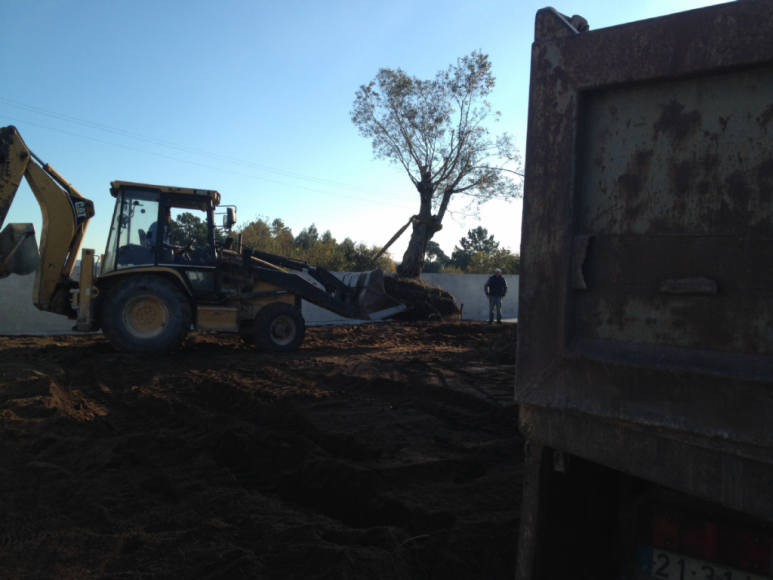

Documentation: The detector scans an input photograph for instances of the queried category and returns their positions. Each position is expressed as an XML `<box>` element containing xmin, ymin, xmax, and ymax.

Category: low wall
<box><xmin>0</xmin><ymin>272</ymin><xmax>79</xmax><ymax>335</ymax></box>
<box><xmin>0</xmin><ymin>270</ymin><xmax>519</xmax><ymax>335</ymax></box>
<box><xmin>253</xmin><ymin>271</ymin><xmax>518</xmax><ymax>325</ymax></box>
<box><xmin>422</xmin><ymin>273</ymin><xmax>518</xmax><ymax>321</ymax></box>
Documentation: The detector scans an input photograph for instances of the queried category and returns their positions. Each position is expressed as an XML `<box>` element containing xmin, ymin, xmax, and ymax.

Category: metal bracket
<box><xmin>572</xmin><ymin>235</ymin><xmax>592</xmax><ymax>290</ymax></box>
<box><xmin>553</xmin><ymin>449</ymin><xmax>570</xmax><ymax>473</ymax></box>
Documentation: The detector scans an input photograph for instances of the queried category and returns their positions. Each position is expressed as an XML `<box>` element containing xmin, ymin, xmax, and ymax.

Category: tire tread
<box><xmin>253</xmin><ymin>302</ymin><xmax>305</xmax><ymax>352</ymax></box>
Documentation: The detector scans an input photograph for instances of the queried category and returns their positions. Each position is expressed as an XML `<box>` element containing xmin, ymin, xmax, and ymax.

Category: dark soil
<box><xmin>480</xmin><ymin>324</ymin><xmax>517</xmax><ymax>363</ymax></box>
<box><xmin>383</xmin><ymin>277</ymin><xmax>460</xmax><ymax>322</ymax></box>
<box><xmin>0</xmin><ymin>321</ymin><xmax>520</xmax><ymax>580</ymax></box>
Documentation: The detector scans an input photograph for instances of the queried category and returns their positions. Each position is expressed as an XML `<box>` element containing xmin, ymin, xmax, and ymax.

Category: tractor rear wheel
<box><xmin>253</xmin><ymin>303</ymin><xmax>305</xmax><ymax>352</ymax></box>
<box><xmin>102</xmin><ymin>275</ymin><xmax>191</xmax><ymax>353</ymax></box>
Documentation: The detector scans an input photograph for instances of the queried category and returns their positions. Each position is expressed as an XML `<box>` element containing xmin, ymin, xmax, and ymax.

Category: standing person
<box><xmin>484</xmin><ymin>268</ymin><xmax>507</xmax><ymax>325</ymax></box>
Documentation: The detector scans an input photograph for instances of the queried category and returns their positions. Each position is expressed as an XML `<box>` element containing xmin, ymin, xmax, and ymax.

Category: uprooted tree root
<box><xmin>383</xmin><ymin>276</ymin><xmax>460</xmax><ymax>321</ymax></box>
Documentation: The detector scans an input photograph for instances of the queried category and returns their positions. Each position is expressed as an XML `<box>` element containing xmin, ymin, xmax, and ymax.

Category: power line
<box><xmin>0</xmin><ymin>115</ymin><xmax>418</xmax><ymax>211</ymax></box>
<box><xmin>0</xmin><ymin>97</ymin><xmax>414</xmax><ymax>202</ymax></box>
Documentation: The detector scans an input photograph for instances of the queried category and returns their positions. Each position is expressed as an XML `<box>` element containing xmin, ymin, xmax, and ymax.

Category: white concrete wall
<box><xmin>0</xmin><ymin>271</ymin><xmax>79</xmax><ymax>334</ymax></box>
<box><xmin>0</xmin><ymin>270</ymin><xmax>519</xmax><ymax>334</ymax></box>
<box><xmin>300</xmin><ymin>272</ymin><xmax>519</xmax><ymax>325</ymax></box>
<box><xmin>422</xmin><ymin>273</ymin><xmax>518</xmax><ymax>321</ymax></box>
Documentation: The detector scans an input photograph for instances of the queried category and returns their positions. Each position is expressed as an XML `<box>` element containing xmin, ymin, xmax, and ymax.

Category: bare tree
<box><xmin>351</xmin><ymin>50</ymin><xmax>522</xmax><ymax>278</ymax></box>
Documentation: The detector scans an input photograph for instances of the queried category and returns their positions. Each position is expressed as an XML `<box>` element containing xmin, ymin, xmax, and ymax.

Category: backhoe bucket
<box><xmin>0</xmin><ymin>223</ymin><xmax>40</xmax><ymax>278</ymax></box>
<box><xmin>341</xmin><ymin>270</ymin><xmax>405</xmax><ymax>320</ymax></box>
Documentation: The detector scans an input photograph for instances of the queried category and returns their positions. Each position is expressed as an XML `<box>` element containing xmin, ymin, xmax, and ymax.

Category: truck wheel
<box><xmin>253</xmin><ymin>303</ymin><xmax>305</xmax><ymax>352</ymax></box>
<box><xmin>102</xmin><ymin>275</ymin><xmax>191</xmax><ymax>353</ymax></box>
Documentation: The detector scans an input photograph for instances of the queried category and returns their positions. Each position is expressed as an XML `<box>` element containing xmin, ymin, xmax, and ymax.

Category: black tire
<box><xmin>252</xmin><ymin>303</ymin><xmax>305</xmax><ymax>352</ymax></box>
<box><xmin>102</xmin><ymin>275</ymin><xmax>192</xmax><ymax>353</ymax></box>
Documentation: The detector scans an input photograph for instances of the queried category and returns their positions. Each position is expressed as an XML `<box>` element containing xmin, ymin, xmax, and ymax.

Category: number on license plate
<box><xmin>637</xmin><ymin>546</ymin><xmax>769</xmax><ymax>580</ymax></box>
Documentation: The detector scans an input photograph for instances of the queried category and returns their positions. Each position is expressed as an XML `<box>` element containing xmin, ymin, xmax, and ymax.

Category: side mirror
<box><xmin>223</xmin><ymin>207</ymin><xmax>237</xmax><ymax>230</ymax></box>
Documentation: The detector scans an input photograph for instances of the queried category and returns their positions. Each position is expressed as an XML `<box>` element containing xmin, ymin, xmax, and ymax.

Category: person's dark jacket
<box><xmin>485</xmin><ymin>275</ymin><xmax>508</xmax><ymax>297</ymax></box>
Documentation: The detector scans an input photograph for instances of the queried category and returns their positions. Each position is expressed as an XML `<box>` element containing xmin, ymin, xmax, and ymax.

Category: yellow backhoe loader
<box><xmin>0</xmin><ymin>126</ymin><xmax>404</xmax><ymax>352</ymax></box>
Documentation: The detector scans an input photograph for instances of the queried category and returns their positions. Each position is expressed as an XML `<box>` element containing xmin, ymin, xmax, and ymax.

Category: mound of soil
<box><xmin>384</xmin><ymin>276</ymin><xmax>460</xmax><ymax>321</ymax></box>
<box><xmin>0</xmin><ymin>321</ymin><xmax>520</xmax><ymax>580</ymax></box>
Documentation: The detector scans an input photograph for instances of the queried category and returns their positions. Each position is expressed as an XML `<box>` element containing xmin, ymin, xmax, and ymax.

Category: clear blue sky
<box><xmin>1</xmin><ymin>0</ymin><xmax>726</xmax><ymax>264</ymax></box>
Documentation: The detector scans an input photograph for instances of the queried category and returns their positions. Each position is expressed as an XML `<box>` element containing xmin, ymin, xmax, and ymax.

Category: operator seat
<box><xmin>116</xmin><ymin>244</ymin><xmax>154</xmax><ymax>267</ymax></box>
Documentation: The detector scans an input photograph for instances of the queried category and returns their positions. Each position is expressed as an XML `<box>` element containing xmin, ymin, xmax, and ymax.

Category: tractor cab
<box><xmin>101</xmin><ymin>181</ymin><xmax>232</xmax><ymax>298</ymax></box>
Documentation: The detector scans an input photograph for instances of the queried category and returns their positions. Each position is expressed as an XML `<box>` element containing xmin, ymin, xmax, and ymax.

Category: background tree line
<box><xmin>235</xmin><ymin>216</ymin><xmax>396</xmax><ymax>272</ymax></box>
<box><xmin>168</xmin><ymin>213</ymin><xmax>517</xmax><ymax>275</ymax></box>
<box><xmin>423</xmin><ymin>226</ymin><xmax>520</xmax><ymax>275</ymax></box>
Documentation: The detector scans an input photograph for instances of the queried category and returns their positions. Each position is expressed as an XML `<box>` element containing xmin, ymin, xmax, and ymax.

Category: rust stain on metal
<box><xmin>654</xmin><ymin>100</ymin><xmax>703</xmax><ymax>141</ymax></box>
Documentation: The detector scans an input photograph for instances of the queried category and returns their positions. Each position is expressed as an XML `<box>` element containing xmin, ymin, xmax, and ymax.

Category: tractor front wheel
<box><xmin>253</xmin><ymin>303</ymin><xmax>305</xmax><ymax>352</ymax></box>
<box><xmin>102</xmin><ymin>275</ymin><xmax>191</xmax><ymax>353</ymax></box>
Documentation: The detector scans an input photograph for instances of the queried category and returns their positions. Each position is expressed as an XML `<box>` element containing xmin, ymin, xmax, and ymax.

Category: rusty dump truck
<box><xmin>515</xmin><ymin>2</ymin><xmax>773</xmax><ymax>579</ymax></box>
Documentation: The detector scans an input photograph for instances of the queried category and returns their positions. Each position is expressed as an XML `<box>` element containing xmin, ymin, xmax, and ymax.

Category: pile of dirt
<box><xmin>384</xmin><ymin>276</ymin><xmax>460</xmax><ymax>321</ymax></box>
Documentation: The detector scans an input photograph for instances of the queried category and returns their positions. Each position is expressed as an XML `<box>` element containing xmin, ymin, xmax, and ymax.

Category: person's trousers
<box><xmin>489</xmin><ymin>296</ymin><xmax>503</xmax><ymax>322</ymax></box>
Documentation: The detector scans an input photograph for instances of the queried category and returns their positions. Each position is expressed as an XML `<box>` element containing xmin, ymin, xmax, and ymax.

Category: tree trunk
<box><xmin>396</xmin><ymin>180</ymin><xmax>441</xmax><ymax>279</ymax></box>
<box><xmin>397</xmin><ymin>220</ymin><xmax>432</xmax><ymax>278</ymax></box>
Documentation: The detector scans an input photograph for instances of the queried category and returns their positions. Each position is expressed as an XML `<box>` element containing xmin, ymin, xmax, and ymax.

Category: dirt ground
<box><xmin>0</xmin><ymin>321</ymin><xmax>522</xmax><ymax>580</ymax></box>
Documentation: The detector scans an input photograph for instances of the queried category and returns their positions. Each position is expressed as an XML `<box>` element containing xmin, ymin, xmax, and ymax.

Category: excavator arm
<box><xmin>0</xmin><ymin>126</ymin><xmax>95</xmax><ymax>315</ymax></box>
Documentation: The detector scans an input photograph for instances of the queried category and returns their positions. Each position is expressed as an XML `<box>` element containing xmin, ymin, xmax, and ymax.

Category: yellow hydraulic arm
<box><xmin>0</xmin><ymin>126</ymin><xmax>95</xmax><ymax>315</ymax></box>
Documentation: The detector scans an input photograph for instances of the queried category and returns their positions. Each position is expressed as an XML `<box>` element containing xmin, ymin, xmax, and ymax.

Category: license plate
<box><xmin>637</xmin><ymin>545</ymin><xmax>770</xmax><ymax>580</ymax></box>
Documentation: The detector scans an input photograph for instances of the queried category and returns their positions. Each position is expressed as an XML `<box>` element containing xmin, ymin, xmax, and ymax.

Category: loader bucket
<box><xmin>341</xmin><ymin>269</ymin><xmax>406</xmax><ymax>320</ymax></box>
<box><xmin>0</xmin><ymin>223</ymin><xmax>40</xmax><ymax>278</ymax></box>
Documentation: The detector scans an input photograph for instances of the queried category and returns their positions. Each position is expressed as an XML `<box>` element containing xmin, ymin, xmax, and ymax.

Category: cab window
<box><xmin>111</xmin><ymin>191</ymin><xmax>160</xmax><ymax>270</ymax></box>
<box><xmin>160</xmin><ymin>204</ymin><xmax>216</xmax><ymax>267</ymax></box>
